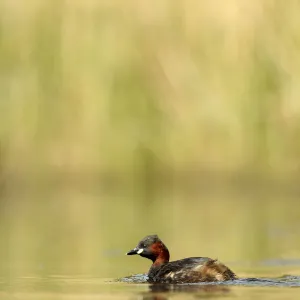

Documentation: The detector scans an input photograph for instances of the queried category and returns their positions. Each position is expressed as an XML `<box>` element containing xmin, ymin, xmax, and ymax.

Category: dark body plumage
<box><xmin>149</xmin><ymin>257</ymin><xmax>236</xmax><ymax>283</ymax></box>
<box><xmin>127</xmin><ymin>235</ymin><xmax>237</xmax><ymax>284</ymax></box>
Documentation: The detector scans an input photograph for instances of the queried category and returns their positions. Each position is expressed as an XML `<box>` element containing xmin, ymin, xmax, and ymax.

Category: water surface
<box><xmin>1</xmin><ymin>270</ymin><xmax>300</xmax><ymax>300</ymax></box>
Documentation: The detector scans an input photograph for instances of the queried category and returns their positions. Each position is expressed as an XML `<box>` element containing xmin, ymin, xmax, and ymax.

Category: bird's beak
<box><xmin>126</xmin><ymin>247</ymin><xmax>144</xmax><ymax>255</ymax></box>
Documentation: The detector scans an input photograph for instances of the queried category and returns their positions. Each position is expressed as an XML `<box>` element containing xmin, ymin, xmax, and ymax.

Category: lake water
<box><xmin>1</xmin><ymin>178</ymin><xmax>300</xmax><ymax>299</ymax></box>
<box><xmin>1</xmin><ymin>272</ymin><xmax>300</xmax><ymax>300</ymax></box>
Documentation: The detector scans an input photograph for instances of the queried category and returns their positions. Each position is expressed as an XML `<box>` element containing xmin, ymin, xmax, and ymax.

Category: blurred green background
<box><xmin>1</xmin><ymin>0</ymin><xmax>300</xmax><ymax>279</ymax></box>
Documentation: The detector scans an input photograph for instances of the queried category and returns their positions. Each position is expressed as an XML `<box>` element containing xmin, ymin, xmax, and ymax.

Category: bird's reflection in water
<box><xmin>140</xmin><ymin>283</ymin><xmax>231</xmax><ymax>300</ymax></box>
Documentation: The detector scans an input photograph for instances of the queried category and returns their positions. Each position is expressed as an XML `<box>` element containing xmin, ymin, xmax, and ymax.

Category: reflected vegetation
<box><xmin>1</xmin><ymin>183</ymin><xmax>300</xmax><ymax>279</ymax></box>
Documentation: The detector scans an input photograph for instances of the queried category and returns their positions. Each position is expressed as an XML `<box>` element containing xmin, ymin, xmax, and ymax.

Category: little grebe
<box><xmin>126</xmin><ymin>234</ymin><xmax>237</xmax><ymax>283</ymax></box>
